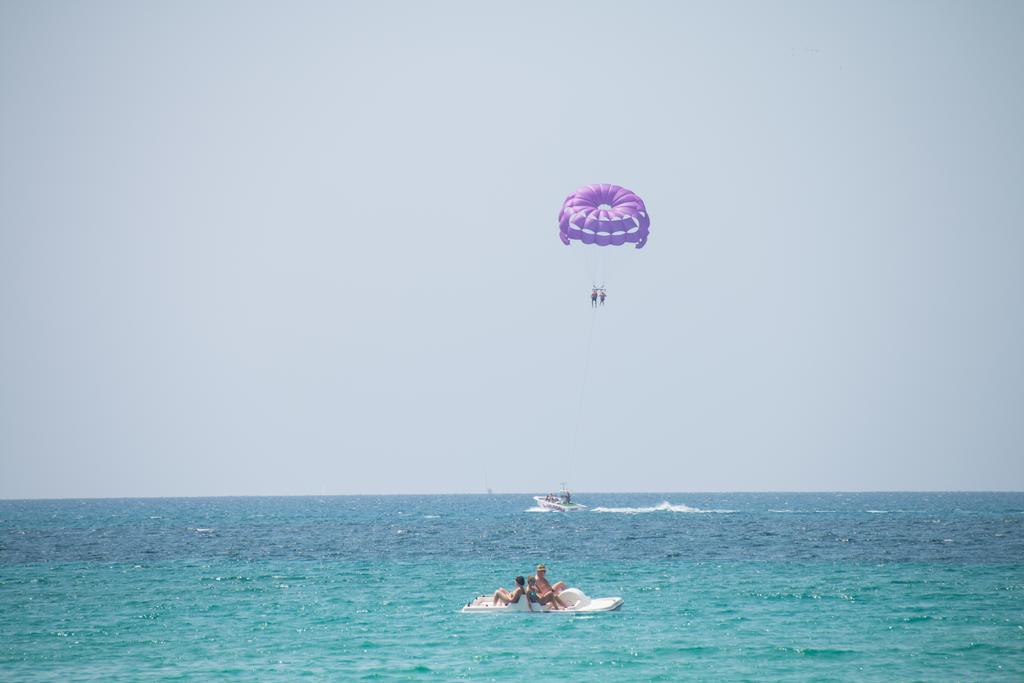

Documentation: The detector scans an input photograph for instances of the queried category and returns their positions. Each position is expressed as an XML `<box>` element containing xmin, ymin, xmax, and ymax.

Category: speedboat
<box><xmin>533</xmin><ymin>485</ymin><xmax>586</xmax><ymax>512</ymax></box>
<box><xmin>461</xmin><ymin>587</ymin><xmax>622</xmax><ymax>613</ymax></box>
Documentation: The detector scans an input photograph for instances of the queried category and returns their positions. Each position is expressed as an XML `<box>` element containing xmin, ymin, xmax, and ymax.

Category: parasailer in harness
<box><xmin>591</xmin><ymin>288</ymin><xmax>599</xmax><ymax>307</ymax></box>
<box><xmin>599</xmin><ymin>290</ymin><xmax>606</xmax><ymax>306</ymax></box>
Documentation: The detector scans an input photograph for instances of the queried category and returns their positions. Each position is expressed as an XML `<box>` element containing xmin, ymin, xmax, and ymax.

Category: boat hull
<box><xmin>533</xmin><ymin>496</ymin><xmax>587</xmax><ymax>512</ymax></box>
<box><xmin>461</xmin><ymin>588</ymin><xmax>622</xmax><ymax>614</ymax></box>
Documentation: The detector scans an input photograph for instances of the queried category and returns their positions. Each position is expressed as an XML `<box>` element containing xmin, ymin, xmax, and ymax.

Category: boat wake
<box><xmin>590</xmin><ymin>501</ymin><xmax>736</xmax><ymax>514</ymax></box>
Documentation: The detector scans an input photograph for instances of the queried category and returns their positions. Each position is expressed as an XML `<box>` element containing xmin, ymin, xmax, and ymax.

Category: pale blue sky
<box><xmin>2</xmin><ymin>1</ymin><xmax>1022</xmax><ymax>498</ymax></box>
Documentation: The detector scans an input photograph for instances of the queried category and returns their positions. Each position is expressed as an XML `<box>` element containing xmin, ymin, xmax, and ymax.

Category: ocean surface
<box><xmin>1</xmin><ymin>492</ymin><xmax>1022</xmax><ymax>680</ymax></box>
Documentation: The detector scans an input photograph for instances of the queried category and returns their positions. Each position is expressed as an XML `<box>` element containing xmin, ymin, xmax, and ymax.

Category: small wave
<box><xmin>423</xmin><ymin>515</ymin><xmax>441</xmax><ymax>519</ymax></box>
<box><xmin>193</xmin><ymin>528</ymin><xmax>215</xmax><ymax>533</ymax></box>
<box><xmin>768</xmin><ymin>509</ymin><xmax>795</xmax><ymax>513</ymax></box>
<box><xmin>866</xmin><ymin>510</ymin><xmax>888</xmax><ymax>514</ymax></box>
<box><xmin>525</xmin><ymin>506</ymin><xmax>553</xmax><ymax>513</ymax></box>
<box><xmin>591</xmin><ymin>502</ymin><xmax>735</xmax><ymax>514</ymax></box>
<box><xmin>790</xmin><ymin>646</ymin><xmax>858</xmax><ymax>658</ymax></box>
<box><xmin>902</xmin><ymin>614</ymin><xmax>941</xmax><ymax>623</ymax></box>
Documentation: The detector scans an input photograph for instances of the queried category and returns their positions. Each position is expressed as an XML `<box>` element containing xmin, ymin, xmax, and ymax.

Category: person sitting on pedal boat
<box><xmin>493</xmin><ymin>575</ymin><xmax>532</xmax><ymax>610</ymax></box>
<box><xmin>528</xmin><ymin>575</ymin><xmax>567</xmax><ymax>610</ymax></box>
<box><xmin>534</xmin><ymin>564</ymin><xmax>568</xmax><ymax>600</ymax></box>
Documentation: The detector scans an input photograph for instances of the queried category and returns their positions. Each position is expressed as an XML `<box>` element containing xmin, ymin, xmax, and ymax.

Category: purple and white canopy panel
<box><xmin>558</xmin><ymin>184</ymin><xmax>650</xmax><ymax>248</ymax></box>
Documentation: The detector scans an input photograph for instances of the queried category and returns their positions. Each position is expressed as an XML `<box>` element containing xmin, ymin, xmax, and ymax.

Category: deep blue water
<box><xmin>1</xmin><ymin>492</ymin><xmax>1022</xmax><ymax>680</ymax></box>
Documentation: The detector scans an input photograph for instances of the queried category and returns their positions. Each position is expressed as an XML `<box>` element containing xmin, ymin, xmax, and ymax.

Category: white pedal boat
<box><xmin>461</xmin><ymin>587</ymin><xmax>622</xmax><ymax>614</ymax></box>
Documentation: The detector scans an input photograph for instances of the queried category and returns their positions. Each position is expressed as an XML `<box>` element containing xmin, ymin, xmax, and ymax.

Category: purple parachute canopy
<box><xmin>558</xmin><ymin>184</ymin><xmax>650</xmax><ymax>248</ymax></box>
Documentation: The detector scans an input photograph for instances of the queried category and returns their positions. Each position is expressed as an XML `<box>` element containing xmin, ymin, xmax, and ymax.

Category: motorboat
<box><xmin>533</xmin><ymin>484</ymin><xmax>586</xmax><ymax>512</ymax></box>
<box><xmin>461</xmin><ymin>587</ymin><xmax>622</xmax><ymax>613</ymax></box>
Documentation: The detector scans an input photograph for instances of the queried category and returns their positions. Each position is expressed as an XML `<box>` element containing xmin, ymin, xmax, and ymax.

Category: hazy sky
<box><xmin>2</xmin><ymin>1</ymin><xmax>1022</xmax><ymax>498</ymax></box>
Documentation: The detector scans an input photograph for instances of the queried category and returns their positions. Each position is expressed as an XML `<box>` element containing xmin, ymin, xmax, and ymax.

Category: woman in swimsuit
<box><xmin>527</xmin><ymin>576</ymin><xmax>540</xmax><ymax>604</ymax></box>
<box><xmin>493</xmin><ymin>576</ymin><xmax>532</xmax><ymax>610</ymax></box>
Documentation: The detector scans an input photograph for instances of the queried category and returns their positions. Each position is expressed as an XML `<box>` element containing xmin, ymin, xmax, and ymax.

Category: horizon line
<box><xmin>2</xmin><ymin>489</ymin><xmax>1022</xmax><ymax>503</ymax></box>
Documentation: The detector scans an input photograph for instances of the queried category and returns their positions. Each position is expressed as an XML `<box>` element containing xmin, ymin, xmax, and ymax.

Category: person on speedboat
<box><xmin>493</xmin><ymin>576</ymin><xmax>533</xmax><ymax>610</ymax></box>
<box><xmin>534</xmin><ymin>564</ymin><xmax>568</xmax><ymax>600</ymax></box>
<box><xmin>528</xmin><ymin>575</ymin><xmax>567</xmax><ymax>610</ymax></box>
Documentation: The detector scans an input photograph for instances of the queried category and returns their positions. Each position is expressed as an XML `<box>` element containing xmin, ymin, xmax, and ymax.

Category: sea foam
<box><xmin>590</xmin><ymin>501</ymin><xmax>735</xmax><ymax>514</ymax></box>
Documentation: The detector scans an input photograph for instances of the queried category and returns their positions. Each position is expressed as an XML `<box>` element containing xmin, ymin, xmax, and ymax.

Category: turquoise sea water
<box><xmin>2</xmin><ymin>492</ymin><xmax>1022</xmax><ymax>680</ymax></box>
